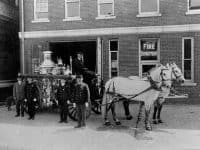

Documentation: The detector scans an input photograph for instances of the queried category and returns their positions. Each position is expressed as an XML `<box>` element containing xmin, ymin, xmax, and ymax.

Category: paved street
<box><xmin>0</xmin><ymin>102</ymin><xmax>200</xmax><ymax>150</ymax></box>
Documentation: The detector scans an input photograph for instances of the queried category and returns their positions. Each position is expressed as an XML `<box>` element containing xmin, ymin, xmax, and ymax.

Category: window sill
<box><xmin>95</xmin><ymin>16</ymin><xmax>116</xmax><ymax>20</ymax></box>
<box><xmin>136</xmin><ymin>13</ymin><xmax>162</xmax><ymax>18</ymax></box>
<box><xmin>63</xmin><ymin>17</ymin><xmax>82</xmax><ymax>21</ymax></box>
<box><xmin>31</xmin><ymin>19</ymin><xmax>50</xmax><ymax>23</ymax></box>
<box><xmin>185</xmin><ymin>10</ymin><xmax>200</xmax><ymax>15</ymax></box>
<box><xmin>181</xmin><ymin>82</ymin><xmax>197</xmax><ymax>86</ymax></box>
<box><xmin>167</xmin><ymin>94</ymin><xmax>188</xmax><ymax>99</ymax></box>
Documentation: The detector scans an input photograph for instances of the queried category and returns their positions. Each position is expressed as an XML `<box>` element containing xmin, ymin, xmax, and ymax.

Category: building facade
<box><xmin>0</xmin><ymin>0</ymin><xmax>19</xmax><ymax>101</ymax></box>
<box><xmin>19</xmin><ymin>0</ymin><xmax>200</xmax><ymax>97</ymax></box>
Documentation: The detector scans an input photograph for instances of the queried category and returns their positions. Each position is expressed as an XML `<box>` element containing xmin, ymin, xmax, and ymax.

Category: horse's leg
<box><xmin>157</xmin><ymin>104</ymin><xmax>163</xmax><ymax>123</ymax></box>
<box><xmin>153</xmin><ymin>99</ymin><xmax>158</xmax><ymax>124</ymax></box>
<box><xmin>135</xmin><ymin>102</ymin><xmax>144</xmax><ymax>129</ymax></box>
<box><xmin>145</xmin><ymin>107</ymin><xmax>152</xmax><ymax>131</ymax></box>
<box><xmin>111</xmin><ymin>100</ymin><xmax>121</xmax><ymax>125</ymax></box>
<box><xmin>123</xmin><ymin>99</ymin><xmax>133</xmax><ymax>120</ymax></box>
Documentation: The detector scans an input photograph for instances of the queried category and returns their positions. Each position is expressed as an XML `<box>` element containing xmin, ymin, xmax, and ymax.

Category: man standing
<box><xmin>13</xmin><ymin>75</ymin><xmax>25</xmax><ymax>117</ymax></box>
<box><xmin>72</xmin><ymin>52</ymin><xmax>85</xmax><ymax>75</ymax></box>
<box><xmin>73</xmin><ymin>75</ymin><xmax>90</xmax><ymax>128</ymax></box>
<box><xmin>24</xmin><ymin>77</ymin><xmax>39</xmax><ymax>120</ymax></box>
<box><xmin>56</xmin><ymin>79</ymin><xmax>70</xmax><ymax>123</ymax></box>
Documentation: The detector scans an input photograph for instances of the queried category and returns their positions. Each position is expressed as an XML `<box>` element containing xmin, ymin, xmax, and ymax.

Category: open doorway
<box><xmin>50</xmin><ymin>41</ymin><xmax>97</xmax><ymax>72</ymax></box>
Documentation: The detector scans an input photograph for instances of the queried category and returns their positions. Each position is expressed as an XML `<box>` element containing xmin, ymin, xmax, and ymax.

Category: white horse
<box><xmin>152</xmin><ymin>63</ymin><xmax>185</xmax><ymax>124</ymax></box>
<box><xmin>101</xmin><ymin>64</ymin><xmax>174</xmax><ymax>130</ymax></box>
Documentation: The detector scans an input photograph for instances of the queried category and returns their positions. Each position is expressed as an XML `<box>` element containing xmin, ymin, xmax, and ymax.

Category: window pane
<box><xmin>184</xmin><ymin>60</ymin><xmax>191</xmax><ymax>80</ymax></box>
<box><xmin>36</xmin><ymin>0</ymin><xmax>48</xmax><ymax>12</ymax></box>
<box><xmin>36</xmin><ymin>12</ymin><xmax>48</xmax><ymax>19</ymax></box>
<box><xmin>111</xmin><ymin>52</ymin><xmax>117</xmax><ymax>60</ymax></box>
<box><xmin>67</xmin><ymin>2</ymin><xmax>80</xmax><ymax>17</ymax></box>
<box><xmin>190</xmin><ymin>0</ymin><xmax>200</xmax><ymax>10</ymax></box>
<box><xmin>184</xmin><ymin>39</ymin><xmax>191</xmax><ymax>59</ymax></box>
<box><xmin>100</xmin><ymin>3</ymin><xmax>113</xmax><ymax>16</ymax></box>
<box><xmin>141</xmin><ymin>0</ymin><xmax>157</xmax><ymax>13</ymax></box>
<box><xmin>142</xmin><ymin>65</ymin><xmax>156</xmax><ymax>76</ymax></box>
<box><xmin>110</xmin><ymin>41</ymin><xmax>118</xmax><ymax>51</ymax></box>
<box><xmin>111</xmin><ymin>70</ymin><xmax>118</xmax><ymax>77</ymax></box>
<box><xmin>141</xmin><ymin>40</ymin><xmax>157</xmax><ymax>51</ymax></box>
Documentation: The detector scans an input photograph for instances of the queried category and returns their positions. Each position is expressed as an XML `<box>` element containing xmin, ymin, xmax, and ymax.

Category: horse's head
<box><xmin>169</xmin><ymin>62</ymin><xmax>185</xmax><ymax>84</ymax></box>
<box><xmin>149</xmin><ymin>64</ymin><xmax>172</xmax><ymax>89</ymax></box>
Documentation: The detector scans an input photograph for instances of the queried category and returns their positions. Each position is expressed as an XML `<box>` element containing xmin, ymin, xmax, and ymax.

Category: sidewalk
<box><xmin>0</xmin><ymin>104</ymin><xmax>200</xmax><ymax>150</ymax></box>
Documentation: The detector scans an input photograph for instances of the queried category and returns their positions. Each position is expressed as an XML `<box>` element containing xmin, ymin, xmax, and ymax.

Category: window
<box><xmin>139</xmin><ymin>39</ymin><xmax>160</xmax><ymax>77</ymax></box>
<box><xmin>186</xmin><ymin>0</ymin><xmax>200</xmax><ymax>14</ymax></box>
<box><xmin>137</xmin><ymin>0</ymin><xmax>161</xmax><ymax>17</ymax></box>
<box><xmin>64</xmin><ymin>0</ymin><xmax>81</xmax><ymax>21</ymax></box>
<box><xmin>109</xmin><ymin>40</ymin><xmax>119</xmax><ymax>78</ymax></box>
<box><xmin>96</xmin><ymin>0</ymin><xmax>115</xmax><ymax>19</ymax></box>
<box><xmin>33</xmin><ymin>0</ymin><xmax>49</xmax><ymax>22</ymax></box>
<box><xmin>182</xmin><ymin>37</ymin><xmax>194</xmax><ymax>82</ymax></box>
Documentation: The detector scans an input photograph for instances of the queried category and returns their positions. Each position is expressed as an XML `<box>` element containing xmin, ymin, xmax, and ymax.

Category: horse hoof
<box><xmin>126</xmin><ymin>115</ymin><xmax>133</xmax><ymax>120</ymax></box>
<box><xmin>104</xmin><ymin>121</ymin><xmax>111</xmax><ymax>126</ymax></box>
<box><xmin>158</xmin><ymin>119</ymin><xmax>163</xmax><ymax>123</ymax></box>
<box><xmin>115</xmin><ymin>121</ymin><xmax>121</xmax><ymax>125</ymax></box>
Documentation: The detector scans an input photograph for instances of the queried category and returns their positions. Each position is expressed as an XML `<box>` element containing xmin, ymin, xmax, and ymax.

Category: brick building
<box><xmin>19</xmin><ymin>0</ymin><xmax>200</xmax><ymax>97</ymax></box>
<box><xmin>0</xmin><ymin>0</ymin><xmax>19</xmax><ymax>101</ymax></box>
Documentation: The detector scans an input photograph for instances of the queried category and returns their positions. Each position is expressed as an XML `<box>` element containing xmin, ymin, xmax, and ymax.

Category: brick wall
<box><xmin>22</xmin><ymin>0</ymin><xmax>200</xmax><ymax>32</ymax></box>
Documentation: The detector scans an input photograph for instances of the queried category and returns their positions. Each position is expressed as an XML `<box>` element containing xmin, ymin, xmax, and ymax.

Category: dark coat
<box><xmin>56</xmin><ymin>84</ymin><xmax>71</xmax><ymax>105</ymax></box>
<box><xmin>24</xmin><ymin>82</ymin><xmax>39</xmax><ymax>100</ymax></box>
<box><xmin>73</xmin><ymin>82</ymin><xmax>90</xmax><ymax>105</ymax></box>
<box><xmin>72</xmin><ymin>58</ymin><xmax>85</xmax><ymax>75</ymax></box>
<box><xmin>13</xmin><ymin>82</ymin><xmax>25</xmax><ymax>101</ymax></box>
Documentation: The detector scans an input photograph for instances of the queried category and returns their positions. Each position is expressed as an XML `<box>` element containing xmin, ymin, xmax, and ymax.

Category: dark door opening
<box><xmin>50</xmin><ymin>41</ymin><xmax>97</xmax><ymax>72</ymax></box>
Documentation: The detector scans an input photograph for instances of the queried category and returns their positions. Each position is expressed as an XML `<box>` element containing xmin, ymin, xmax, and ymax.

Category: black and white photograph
<box><xmin>0</xmin><ymin>0</ymin><xmax>200</xmax><ymax>149</ymax></box>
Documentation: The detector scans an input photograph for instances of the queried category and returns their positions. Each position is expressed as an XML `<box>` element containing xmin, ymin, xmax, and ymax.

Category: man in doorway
<box><xmin>72</xmin><ymin>52</ymin><xmax>85</xmax><ymax>75</ymax></box>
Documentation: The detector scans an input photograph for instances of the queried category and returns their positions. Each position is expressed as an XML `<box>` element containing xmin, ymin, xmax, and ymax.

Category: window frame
<box><xmin>32</xmin><ymin>0</ymin><xmax>50</xmax><ymax>23</ymax></box>
<box><xmin>139</xmin><ymin>38</ymin><xmax>160</xmax><ymax>77</ymax></box>
<box><xmin>109</xmin><ymin>39</ymin><xmax>119</xmax><ymax>78</ymax></box>
<box><xmin>137</xmin><ymin>0</ymin><xmax>161</xmax><ymax>18</ymax></box>
<box><xmin>63</xmin><ymin>0</ymin><xmax>82</xmax><ymax>21</ymax></box>
<box><xmin>96</xmin><ymin>0</ymin><xmax>116</xmax><ymax>20</ymax></box>
<box><xmin>182</xmin><ymin>37</ymin><xmax>194</xmax><ymax>83</ymax></box>
<box><xmin>186</xmin><ymin>0</ymin><xmax>200</xmax><ymax>15</ymax></box>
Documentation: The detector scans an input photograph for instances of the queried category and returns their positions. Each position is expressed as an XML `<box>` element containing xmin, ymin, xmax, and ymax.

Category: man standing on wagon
<box><xmin>73</xmin><ymin>75</ymin><xmax>90</xmax><ymax>128</ymax></box>
<box><xmin>56</xmin><ymin>79</ymin><xmax>71</xmax><ymax>123</ymax></box>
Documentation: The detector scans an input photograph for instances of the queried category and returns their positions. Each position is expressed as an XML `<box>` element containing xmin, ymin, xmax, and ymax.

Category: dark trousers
<box><xmin>77</xmin><ymin>104</ymin><xmax>86</xmax><ymax>126</ymax></box>
<box><xmin>59</xmin><ymin>104</ymin><xmax>68</xmax><ymax>121</ymax></box>
<box><xmin>16</xmin><ymin>99</ymin><xmax>25</xmax><ymax>116</ymax></box>
<box><xmin>123</xmin><ymin>100</ymin><xmax>130</xmax><ymax>116</ymax></box>
<box><xmin>28</xmin><ymin>100</ymin><xmax>36</xmax><ymax>119</ymax></box>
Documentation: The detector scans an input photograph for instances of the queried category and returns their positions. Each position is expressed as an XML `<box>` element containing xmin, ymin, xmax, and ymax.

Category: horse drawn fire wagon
<box><xmin>21</xmin><ymin>51</ymin><xmax>104</xmax><ymax>121</ymax></box>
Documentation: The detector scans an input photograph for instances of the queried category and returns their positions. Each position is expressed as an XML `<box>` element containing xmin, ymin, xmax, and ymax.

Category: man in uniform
<box><xmin>13</xmin><ymin>75</ymin><xmax>25</xmax><ymax>117</ymax></box>
<box><xmin>56</xmin><ymin>79</ymin><xmax>71</xmax><ymax>123</ymax></box>
<box><xmin>73</xmin><ymin>75</ymin><xmax>90</xmax><ymax>128</ymax></box>
<box><xmin>24</xmin><ymin>77</ymin><xmax>39</xmax><ymax>120</ymax></box>
<box><xmin>72</xmin><ymin>52</ymin><xmax>85</xmax><ymax>75</ymax></box>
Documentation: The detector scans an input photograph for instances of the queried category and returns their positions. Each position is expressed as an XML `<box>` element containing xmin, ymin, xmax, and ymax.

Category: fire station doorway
<box><xmin>50</xmin><ymin>41</ymin><xmax>97</xmax><ymax>73</ymax></box>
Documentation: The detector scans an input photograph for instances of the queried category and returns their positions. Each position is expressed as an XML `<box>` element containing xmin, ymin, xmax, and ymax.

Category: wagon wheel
<box><xmin>91</xmin><ymin>98</ymin><xmax>102</xmax><ymax>114</ymax></box>
<box><xmin>68</xmin><ymin>103</ymin><xmax>91</xmax><ymax>121</ymax></box>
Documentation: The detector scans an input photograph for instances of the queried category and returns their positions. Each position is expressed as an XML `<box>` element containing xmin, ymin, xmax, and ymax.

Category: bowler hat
<box><xmin>76</xmin><ymin>74</ymin><xmax>83</xmax><ymax>79</ymax></box>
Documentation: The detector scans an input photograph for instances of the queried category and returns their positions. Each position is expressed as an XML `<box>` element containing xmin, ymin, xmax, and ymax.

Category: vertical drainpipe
<box><xmin>20</xmin><ymin>0</ymin><xmax>25</xmax><ymax>74</ymax></box>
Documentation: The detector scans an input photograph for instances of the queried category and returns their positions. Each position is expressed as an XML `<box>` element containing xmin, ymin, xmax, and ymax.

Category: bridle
<box><xmin>171</xmin><ymin>66</ymin><xmax>183</xmax><ymax>80</ymax></box>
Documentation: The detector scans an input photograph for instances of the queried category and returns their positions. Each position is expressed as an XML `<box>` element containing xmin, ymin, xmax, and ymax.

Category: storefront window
<box><xmin>189</xmin><ymin>0</ymin><xmax>200</xmax><ymax>10</ymax></box>
<box><xmin>109</xmin><ymin>40</ymin><xmax>118</xmax><ymax>78</ymax></box>
<box><xmin>182</xmin><ymin>38</ymin><xmax>194</xmax><ymax>81</ymax></box>
<box><xmin>139</xmin><ymin>38</ymin><xmax>160</xmax><ymax>77</ymax></box>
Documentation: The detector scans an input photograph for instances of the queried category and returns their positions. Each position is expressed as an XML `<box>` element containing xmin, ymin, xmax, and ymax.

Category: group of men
<box><xmin>13</xmin><ymin>74</ymin><xmax>90</xmax><ymax>128</ymax></box>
